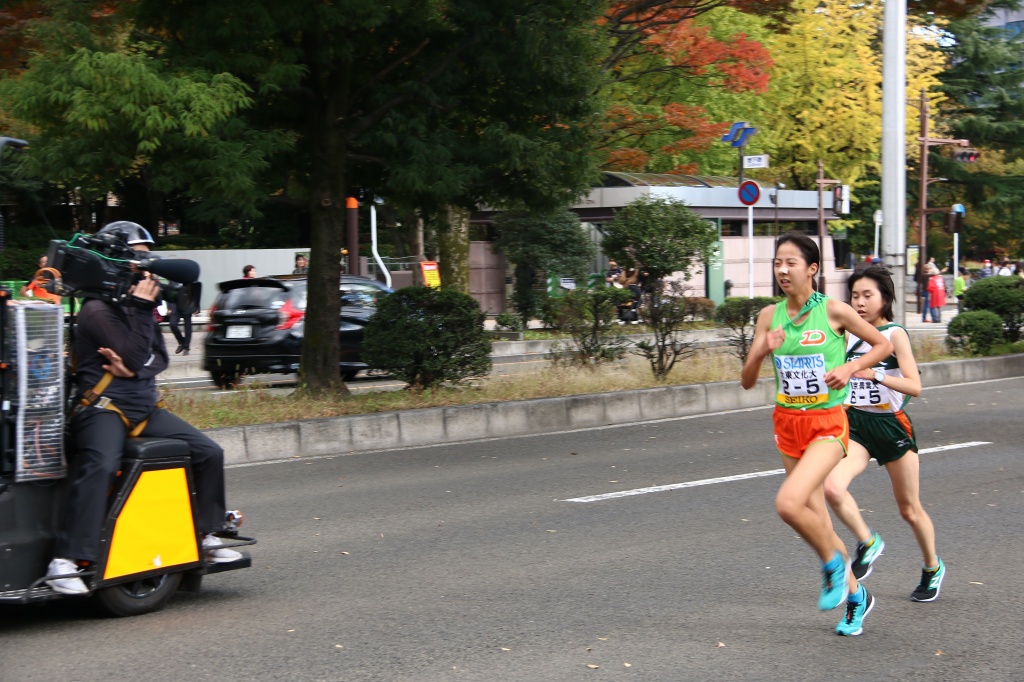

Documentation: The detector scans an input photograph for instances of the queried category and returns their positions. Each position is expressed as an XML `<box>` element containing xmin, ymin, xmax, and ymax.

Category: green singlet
<box><xmin>770</xmin><ymin>293</ymin><xmax>848</xmax><ymax>409</ymax></box>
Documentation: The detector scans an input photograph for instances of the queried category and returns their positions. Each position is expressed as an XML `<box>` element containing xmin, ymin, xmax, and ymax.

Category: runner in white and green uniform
<box><xmin>824</xmin><ymin>266</ymin><xmax>945</xmax><ymax>602</ymax></box>
<box><xmin>845</xmin><ymin>323</ymin><xmax>918</xmax><ymax>464</ymax></box>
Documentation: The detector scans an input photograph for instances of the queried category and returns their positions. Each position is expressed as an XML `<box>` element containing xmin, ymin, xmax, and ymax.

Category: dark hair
<box><xmin>847</xmin><ymin>265</ymin><xmax>895</xmax><ymax>322</ymax></box>
<box><xmin>243</xmin><ymin>264</ymin><xmax>256</xmax><ymax>276</ymax></box>
<box><xmin>775</xmin><ymin>232</ymin><xmax>820</xmax><ymax>289</ymax></box>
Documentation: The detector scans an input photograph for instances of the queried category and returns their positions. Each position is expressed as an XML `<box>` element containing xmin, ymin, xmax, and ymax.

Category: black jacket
<box><xmin>73</xmin><ymin>296</ymin><xmax>169</xmax><ymax>417</ymax></box>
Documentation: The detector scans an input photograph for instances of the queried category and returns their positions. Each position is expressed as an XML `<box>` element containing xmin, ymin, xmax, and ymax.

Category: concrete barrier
<box><xmin>207</xmin><ymin>354</ymin><xmax>1024</xmax><ymax>466</ymax></box>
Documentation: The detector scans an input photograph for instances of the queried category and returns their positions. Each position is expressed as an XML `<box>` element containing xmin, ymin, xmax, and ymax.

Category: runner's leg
<box><xmin>824</xmin><ymin>439</ymin><xmax>873</xmax><ymax>544</ymax></box>
<box><xmin>776</xmin><ymin>442</ymin><xmax>847</xmax><ymax>563</ymax></box>
<box><xmin>885</xmin><ymin>451</ymin><xmax>938</xmax><ymax>567</ymax></box>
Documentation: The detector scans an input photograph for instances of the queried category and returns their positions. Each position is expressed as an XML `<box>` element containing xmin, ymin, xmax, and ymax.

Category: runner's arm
<box><xmin>824</xmin><ymin>299</ymin><xmax>893</xmax><ymax>388</ymax></box>
<box><xmin>880</xmin><ymin>326</ymin><xmax>921</xmax><ymax>397</ymax></box>
<box><xmin>741</xmin><ymin>304</ymin><xmax>776</xmax><ymax>390</ymax></box>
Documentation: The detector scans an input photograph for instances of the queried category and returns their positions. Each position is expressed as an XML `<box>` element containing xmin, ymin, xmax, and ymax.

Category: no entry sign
<box><xmin>738</xmin><ymin>180</ymin><xmax>761</xmax><ymax>206</ymax></box>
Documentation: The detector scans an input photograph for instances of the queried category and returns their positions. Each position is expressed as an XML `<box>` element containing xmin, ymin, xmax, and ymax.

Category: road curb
<box><xmin>207</xmin><ymin>353</ymin><xmax>1024</xmax><ymax>466</ymax></box>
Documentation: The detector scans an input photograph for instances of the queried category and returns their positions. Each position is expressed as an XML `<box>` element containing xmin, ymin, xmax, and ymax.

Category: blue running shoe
<box><xmin>851</xmin><ymin>532</ymin><xmax>885</xmax><ymax>580</ymax></box>
<box><xmin>911</xmin><ymin>558</ymin><xmax>946</xmax><ymax>602</ymax></box>
<box><xmin>818</xmin><ymin>553</ymin><xmax>847</xmax><ymax>611</ymax></box>
<box><xmin>836</xmin><ymin>588</ymin><xmax>874</xmax><ymax>636</ymax></box>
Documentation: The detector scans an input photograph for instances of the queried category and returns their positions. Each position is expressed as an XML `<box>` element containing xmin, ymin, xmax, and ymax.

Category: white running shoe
<box><xmin>46</xmin><ymin>558</ymin><xmax>89</xmax><ymax>595</ymax></box>
<box><xmin>202</xmin><ymin>534</ymin><xmax>243</xmax><ymax>563</ymax></box>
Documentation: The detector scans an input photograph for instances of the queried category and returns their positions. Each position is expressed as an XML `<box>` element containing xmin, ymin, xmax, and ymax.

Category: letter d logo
<box><xmin>800</xmin><ymin>330</ymin><xmax>826</xmax><ymax>345</ymax></box>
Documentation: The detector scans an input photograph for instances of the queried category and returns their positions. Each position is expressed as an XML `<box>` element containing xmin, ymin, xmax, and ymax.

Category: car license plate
<box><xmin>225</xmin><ymin>325</ymin><xmax>252</xmax><ymax>339</ymax></box>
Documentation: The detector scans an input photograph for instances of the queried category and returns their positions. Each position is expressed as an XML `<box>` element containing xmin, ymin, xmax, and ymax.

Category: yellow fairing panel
<box><xmin>105</xmin><ymin>468</ymin><xmax>199</xmax><ymax>580</ymax></box>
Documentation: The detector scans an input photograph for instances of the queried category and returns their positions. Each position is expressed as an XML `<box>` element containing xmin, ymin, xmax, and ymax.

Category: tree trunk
<box><xmin>299</xmin><ymin>98</ymin><xmax>349</xmax><ymax>395</ymax></box>
<box><xmin>438</xmin><ymin>204</ymin><xmax>470</xmax><ymax>293</ymax></box>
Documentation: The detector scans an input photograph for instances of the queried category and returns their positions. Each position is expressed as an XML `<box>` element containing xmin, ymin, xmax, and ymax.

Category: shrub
<box><xmin>494</xmin><ymin>312</ymin><xmax>524</xmax><ymax>332</ymax></box>
<box><xmin>715</xmin><ymin>296</ymin><xmax>780</xmax><ymax>363</ymax></box>
<box><xmin>546</xmin><ymin>287</ymin><xmax>634</xmax><ymax>366</ymax></box>
<box><xmin>362</xmin><ymin>286</ymin><xmax>492</xmax><ymax>389</ymax></box>
<box><xmin>683</xmin><ymin>296</ymin><xmax>716</xmax><ymax>321</ymax></box>
<box><xmin>947</xmin><ymin>310</ymin><xmax>1005</xmax><ymax>355</ymax></box>
<box><xmin>633</xmin><ymin>280</ymin><xmax>697</xmax><ymax>381</ymax></box>
<box><xmin>962</xmin><ymin>275</ymin><xmax>1024</xmax><ymax>342</ymax></box>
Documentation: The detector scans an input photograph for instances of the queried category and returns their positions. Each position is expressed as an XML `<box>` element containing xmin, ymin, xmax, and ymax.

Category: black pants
<box><xmin>168</xmin><ymin>303</ymin><xmax>193</xmax><ymax>350</ymax></box>
<box><xmin>56</xmin><ymin>407</ymin><xmax>227</xmax><ymax>562</ymax></box>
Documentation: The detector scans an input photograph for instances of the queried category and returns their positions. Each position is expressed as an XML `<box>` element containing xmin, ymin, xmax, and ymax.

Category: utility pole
<box><xmin>815</xmin><ymin>160</ymin><xmax>840</xmax><ymax>294</ymax></box>
<box><xmin>915</xmin><ymin>89</ymin><xmax>970</xmax><ymax>317</ymax></box>
<box><xmin>881</xmin><ymin>0</ymin><xmax>907</xmax><ymax>325</ymax></box>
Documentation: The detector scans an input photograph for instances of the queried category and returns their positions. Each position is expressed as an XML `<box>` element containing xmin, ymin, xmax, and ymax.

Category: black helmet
<box><xmin>95</xmin><ymin>221</ymin><xmax>156</xmax><ymax>247</ymax></box>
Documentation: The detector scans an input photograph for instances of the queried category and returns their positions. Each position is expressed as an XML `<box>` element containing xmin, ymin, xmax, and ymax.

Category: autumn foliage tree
<box><xmin>595</xmin><ymin>2</ymin><xmax>773</xmax><ymax>174</ymax></box>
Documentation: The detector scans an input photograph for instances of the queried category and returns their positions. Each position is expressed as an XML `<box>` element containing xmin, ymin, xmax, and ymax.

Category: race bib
<box><xmin>847</xmin><ymin>377</ymin><xmax>890</xmax><ymax>410</ymax></box>
<box><xmin>774</xmin><ymin>354</ymin><xmax>829</xmax><ymax>406</ymax></box>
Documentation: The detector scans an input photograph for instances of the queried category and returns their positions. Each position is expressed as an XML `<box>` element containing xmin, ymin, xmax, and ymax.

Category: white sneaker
<box><xmin>46</xmin><ymin>558</ymin><xmax>89</xmax><ymax>595</ymax></box>
<box><xmin>202</xmin><ymin>534</ymin><xmax>243</xmax><ymax>563</ymax></box>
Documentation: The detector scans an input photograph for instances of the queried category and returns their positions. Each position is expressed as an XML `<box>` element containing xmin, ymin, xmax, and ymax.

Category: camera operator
<box><xmin>47</xmin><ymin>221</ymin><xmax>240</xmax><ymax>595</ymax></box>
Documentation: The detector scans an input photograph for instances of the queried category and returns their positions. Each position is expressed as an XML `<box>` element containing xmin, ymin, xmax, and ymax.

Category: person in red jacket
<box><xmin>926</xmin><ymin>264</ymin><xmax>946</xmax><ymax>323</ymax></box>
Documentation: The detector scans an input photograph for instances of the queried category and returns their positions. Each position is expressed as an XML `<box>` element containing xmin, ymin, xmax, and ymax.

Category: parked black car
<box><xmin>202</xmin><ymin>275</ymin><xmax>392</xmax><ymax>388</ymax></box>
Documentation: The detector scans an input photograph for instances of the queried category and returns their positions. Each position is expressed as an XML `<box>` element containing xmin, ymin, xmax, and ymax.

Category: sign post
<box><xmin>873</xmin><ymin>210</ymin><xmax>883</xmax><ymax>260</ymax></box>
<box><xmin>419</xmin><ymin>261</ymin><xmax>441</xmax><ymax>288</ymax></box>
<box><xmin>738</xmin><ymin>181</ymin><xmax>761</xmax><ymax>299</ymax></box>
<box><xmin>952</xmin><ymin>203</ymin><xmax>965</xmax><ymax>277</ymax></box>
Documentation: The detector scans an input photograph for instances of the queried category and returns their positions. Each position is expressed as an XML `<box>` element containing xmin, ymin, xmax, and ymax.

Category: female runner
<box><xmin>823</xmin><ymin>265</ymin><xmax>944</xmax><ymax>601</ymax></box>
<box><xmin>741</xmin><ymin>233</ymin><xmax>892</xmax><ymax>636</ymax></box>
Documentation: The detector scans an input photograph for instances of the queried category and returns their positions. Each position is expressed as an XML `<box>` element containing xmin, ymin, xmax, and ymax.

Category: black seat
<box><xmin>123</xmin><ymin>437</ymin><xmax>191</xmax><ymax>460</ymax></box>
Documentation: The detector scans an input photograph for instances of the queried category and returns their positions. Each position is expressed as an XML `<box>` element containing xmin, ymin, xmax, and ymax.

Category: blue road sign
<box><xmin>722</xmin><ymin>122</ymin><xmax>758</xmax><ymax>148</ymax></box>
<box><xmin>738</xmin><ymin>180</ymin><xmax>761</xmax><ymax>206</ymax></box>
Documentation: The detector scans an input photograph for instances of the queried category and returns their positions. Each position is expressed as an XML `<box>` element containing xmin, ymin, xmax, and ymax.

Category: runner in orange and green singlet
<box><xmin>741</xmin><ymin>233</ymin><xmax>893</xmax><ymax>636</ymax></box>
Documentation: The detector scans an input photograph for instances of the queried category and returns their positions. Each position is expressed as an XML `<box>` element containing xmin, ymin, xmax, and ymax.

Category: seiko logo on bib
<box><xmin>799</xmin><ymin>330</ymin><xmax>826</xmax><ymax>346</ymax></box>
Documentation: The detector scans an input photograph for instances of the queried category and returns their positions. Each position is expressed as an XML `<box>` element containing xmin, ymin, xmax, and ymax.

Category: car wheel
<box><xmin>210</xmin><ymin>369</ymin><xmax>242</xmax><ymax>389</ymax></box>
<box><xmin>95</xmin><ymin>572</ymin><xmax>183</xmax><ymax>617</ymax></box>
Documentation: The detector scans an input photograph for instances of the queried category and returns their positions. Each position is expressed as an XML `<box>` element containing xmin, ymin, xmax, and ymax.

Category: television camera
<box><xmin>44</xmin><ymin>231</ymin><xmax>200</xmax><ymax>308</ymax></box>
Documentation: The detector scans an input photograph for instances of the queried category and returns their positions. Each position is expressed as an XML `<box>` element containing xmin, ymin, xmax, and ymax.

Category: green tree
<box><xmin>600</xmin><ymin>195</ymin><xmax>718</xmax><ymax>279</ymax></box>
<box><xmin>932</xmin><ymin>1</ymin><xmax>1024</xmax><ymax>259</ymax></box>
<box><xmin>493</xmin><ymin>208</ymin><xmax>596</xmax><ymax>329</ymax></box>
<box><xmin>1</xmin><ymin>0</ymin><xmax>603</xmax><ymax>395</ymax></box>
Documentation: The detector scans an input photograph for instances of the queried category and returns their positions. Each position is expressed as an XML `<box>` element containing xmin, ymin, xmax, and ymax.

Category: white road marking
<box><xmin>562</xmin><ymin>441</ymin><xmax>993</xmax><ymax>503</ymax></box>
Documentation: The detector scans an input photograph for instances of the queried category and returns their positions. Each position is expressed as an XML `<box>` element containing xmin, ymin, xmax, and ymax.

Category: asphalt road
<box><xmin>2</xmin><ymin>378</ymin><xmax>1022</xmax><ymax>681</ymax></box>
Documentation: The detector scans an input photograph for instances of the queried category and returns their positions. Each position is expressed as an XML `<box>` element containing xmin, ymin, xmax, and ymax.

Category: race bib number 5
<box><xmin>774</xmin><ymin>354</ymin><xmax>829</xmax><ymax>406</ymax></box>
<box><xmin>848</xmin><ymin>377</ymin><xmax>890</xmax><ymax>410</ymax></box>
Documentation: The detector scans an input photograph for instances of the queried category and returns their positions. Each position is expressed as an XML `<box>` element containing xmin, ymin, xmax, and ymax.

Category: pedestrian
<box><xmin>824</xmin><ymin>265</ymin><xmax>945</xmax><ymax>602</ymax></box>
<box><xmin>997</xmin><ymin>259</ymin><xmax>1013</xmax><ymax>277</ymax></box>
<box><xmin>740</xmin><ymin>232</ymin><xmax>892</xmax><ymax>636</ymax></box>
<box><xmin>19</xmin><ymin>254</ymin><xmax>62</xmax><ymax>304</ymax></box>
<box><xmin>978</xmin><ymin>259</ymin><xmax>994</xmax><ymax>279</ymax></box>
<box><xmin>917</xmin><ymin>261</ymin><xmax>931</xmax><ymax>323</ymax></box>
<box><xmin>953</xmin><ymin>267</ymin><xmax>970</xmax><ymax>314</ymax></box>
<box><xmin>168</xmin><ymin>285</ymin><xmax>198</xmax><ymax>356</ymax></box>
<box><xmin>242</xmin><ymin>264</ymin><xmax>257</xmax><ymax>279</ymax></box>
<box><xmin>293</xmin><ymin>254</ymin><xmax>309</xmax><ymax>275</ymax></box>
<box><xmin>605</xmin><ymin>259</ymin><xmax>622</xmax><ymax>287</ymax></box>
<box><xmin>926</xmin><ymin>264</ymin><xmax>946</xmax><ymax>323</ymax></box>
